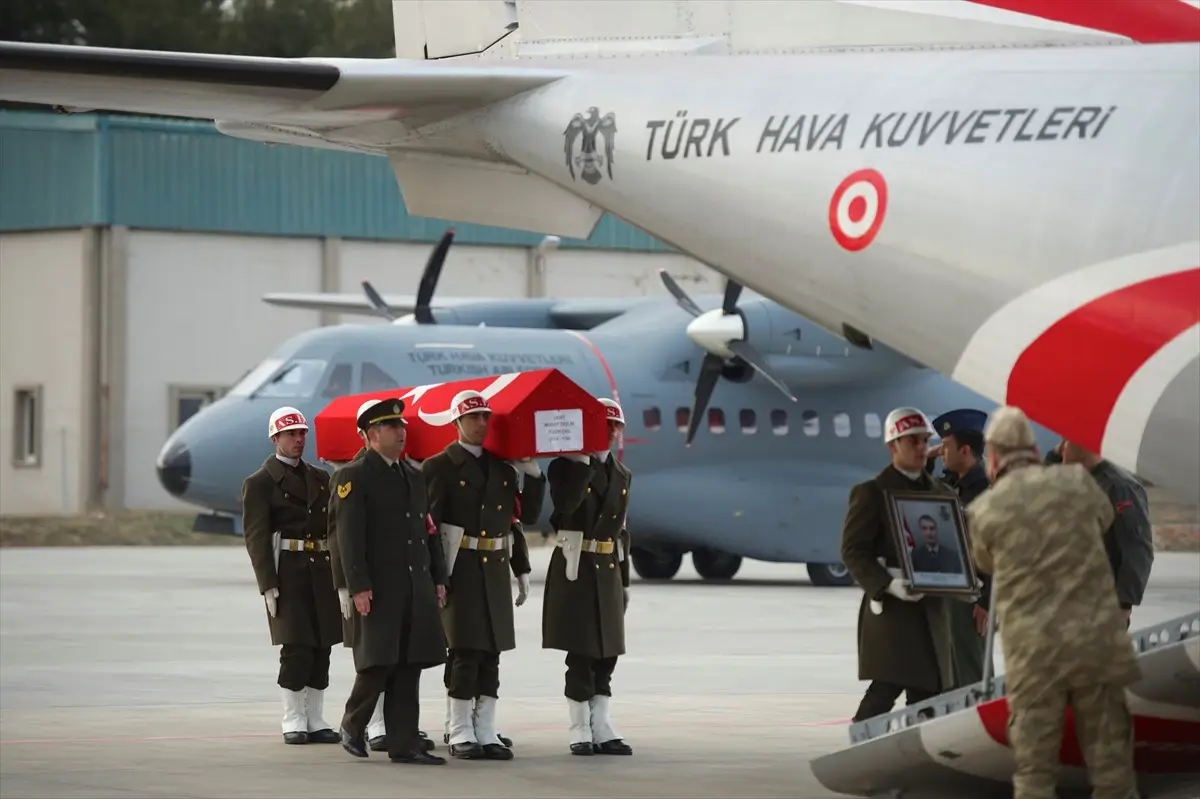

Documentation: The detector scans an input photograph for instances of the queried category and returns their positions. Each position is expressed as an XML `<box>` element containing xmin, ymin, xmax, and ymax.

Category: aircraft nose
<box><xmin>156</xmin><ymin>440</ymin><xmax>192</xmax><ymax>499</ymax></box>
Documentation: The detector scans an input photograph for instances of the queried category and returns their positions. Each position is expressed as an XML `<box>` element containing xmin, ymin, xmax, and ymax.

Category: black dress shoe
<box><xmin>283</xmin><ymin>731</ymin><xmax>308</xmax><ymax>745</ymax></box>
<box><xmin>482</xmin><ymin>743</ymin><xmax>513</xmax><ymax>760</ymax></box>
<box><xmin>418</xmin><ymin>730</ymin><xmax>435</xmax><ymax>752</ymax></box>
<box><xmin>569</xmin><ymin>742</ymin><xmax>594</xmax><ymax>756</ymax></box>
<box><xmin>308</xmin><ymin>728</ymin><xmax>340</xmax><ymax>744</ymax></box>
<box><xmin>498</xmin><ymin>733</ymin><xmax>513</xmax><ymax>747</ymax></box>
<box><xmin>449</xmin><ymin>741</ymin><xmax>486</xmax><ymax>759</ymax></box>
<box><xmin>340</xmin><ymin>727</ymin><xmax>368</xmax><ymax>758</ymax></box>
<box><xmin>369</xmin><ymin>735</ymin><xmax>387</xmax><ymax>752</ymax></box>
<box><xmin>390</xmin><ymin>748</ymin><xmax>447</xmax><ymax>765</ymax></box>
<box><xmin>595</xmin><ymin>739</ymin><xmax>633</xmax><ymax>755</ymax></box>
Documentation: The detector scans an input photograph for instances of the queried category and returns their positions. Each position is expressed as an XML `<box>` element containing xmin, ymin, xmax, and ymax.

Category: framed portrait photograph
<box><xmin>884</xmin><ymin>490</ymin><xmax>979</xmax><ymax>598</ymax></box>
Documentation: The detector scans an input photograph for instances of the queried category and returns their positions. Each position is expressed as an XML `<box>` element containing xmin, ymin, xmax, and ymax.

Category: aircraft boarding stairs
<box><xmin>810</xmin><ymin>610</ymin><xmax>1200</xmax><ymax>799</ymax></box>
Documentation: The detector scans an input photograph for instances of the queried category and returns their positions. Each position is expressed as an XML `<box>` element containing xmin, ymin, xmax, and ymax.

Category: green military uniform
<box><xmin>423</xmin><ymin>440</ymin><xmax>546</xmax><ymax>759</ymax></box>
<box><xmin>543</xmin><ymin>449</ymin><xmax>634</xmax><ymax>756</ymax></box>
<box><xmin>242</xmin><ymin>430</ymin><xmax>343</xmax><ymax>745</ymax></box>
<box><xmin>969</xmin><ymin>407</ymin><xmax>1141</xmax><ymax>799</ymax></box>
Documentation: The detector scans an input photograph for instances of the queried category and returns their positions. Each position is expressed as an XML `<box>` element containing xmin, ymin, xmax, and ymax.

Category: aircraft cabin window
<box><xmin>740</xmin><ymin>409</ymin><xmax>757</xmax><ymax>434</ymax></box>
<box><xmin>360</xmin><ymin>362</ymin><xmax>401</xmax><ymax>394</ymax></box>
<box><xmin>708</xmin><ymin>408</ymin><xmax>725</xmax><ymax>434</ymax></box>
<box><xmin>770</xmin><ymin>409</ymin><xmax>788</xmax><ymax>436</ymax></box>
<box><xmin>834</xmin><ymin>412</ymin><xmax>851</xmax><ymax>438</ymax></box>
<box><xmin>253</xmin><ymin>359</ymin><xmax>329</xmax><ymax>400</ymax></box>
<box><xmin>321</xmin><ymin>364</ymin><xmax>354</xmax><ymax>398</ymax></box>
<box><xmin>864</xmin><ymin>413</ymin><xmax>882</xmax><ymax>438</ymax></box>
<box><xmin>802</xmin><ymin>410</ymin><xmax>820</xmax><ymax>437</ymax></box>
<box><xmin>675</xmin><ymin>407</ymin><xmax>690</xmax><ymax>433</ymax></box>
<box><xmin>643</xmin><ymin>407</ymin><xmax>661</xmax><ymax>431</ymax></box>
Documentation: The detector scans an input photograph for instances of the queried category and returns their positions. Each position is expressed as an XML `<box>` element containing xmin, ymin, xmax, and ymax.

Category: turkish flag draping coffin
<box><xmin>314</xmin><ymin>368</ymin><xmax>610</xmax><ymax>463</ymax></box>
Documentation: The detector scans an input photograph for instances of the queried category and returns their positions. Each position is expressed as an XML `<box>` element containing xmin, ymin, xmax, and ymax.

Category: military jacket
<box><xmin>1089</xmin><ymin>461</ymin><xmax>1154</xmax><ymax>608</ymax></box>
<box><xmin>840</xmin><ymin>465</ymin><xmax>955</xmax><ymax>695</ymax></box>
<box><xmin>968</xmin><ymin>462</ymin><xmax>1142</xmax><ymax>697</ymax></box>
<box><xmin>542</xmin><ymin>452</ymin><xmax>632</xmax><ymax>660</ymax></box>
<box><xmin>422</xmin><ymin>442</ymin><xmax>546</xmax><ymax>653</ymax></box>
<box><xmin>241</xmin><ymin>456</ymin><xmax>343</xmax><ymax>648</ymax></box>
<box><xmin>332</xmin><ymin>449</ymin><xmax>447</xmax><ymax>671</ymax></box>
<box><xmin>956</xmin><ymin>461</ymin><xmax>992</xmax><ymax>609</ymax></box>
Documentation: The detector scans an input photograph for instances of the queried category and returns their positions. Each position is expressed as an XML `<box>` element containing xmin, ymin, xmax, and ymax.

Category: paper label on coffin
<box><xmin>313</xmin><ymin>368</ymin><xmax>609</xmax><ymax>463</ymax></box>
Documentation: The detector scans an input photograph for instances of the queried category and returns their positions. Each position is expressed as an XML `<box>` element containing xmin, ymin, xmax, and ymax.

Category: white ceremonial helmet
<box><xmin>599</xmin><ymin>398</ymin><xmax>625</xmax><ymax>425</ymax></box>
<box><xmin>884</xmin><ymin>407</ymin><xmax>933</xmax><ymax>443</ymax></box>
<box><xmin>268</xmin><ymin>406</ymin><xmax>308</xmax><ymax>438</ymax></box>
<box><xmin>449</xmin><ymin>390</ymin><xmax>491</xmax><ymax>423</ymax></box>
<box><xmin>356</xmin><ymin>399</ymin><xmax>382</xmax><ymax>420</ymax></box>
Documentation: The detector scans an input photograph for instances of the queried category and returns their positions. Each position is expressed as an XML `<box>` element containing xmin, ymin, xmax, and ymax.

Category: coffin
<box><xmin>314</xmin><ymin>368</ymin><xmax>610</xmax><ymax>462</ymax></box>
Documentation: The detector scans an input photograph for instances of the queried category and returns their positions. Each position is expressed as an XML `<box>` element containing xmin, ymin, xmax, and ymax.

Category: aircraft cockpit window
<box><xmin>675</xmin><ymin>407</ymin><xmax>690</xmax><ymax>433</ymax></box>
<box><xmin>770</xmin><ymin>409</ymin><xmax>788</xmax><ymax>436</ymax></box>
<box><xmin>708</xmin><ymin>408</ymin><xmax>725</xmax><ymax>434</ymax></box>
<box><xmin>834</xmin><ymin>412</ymin><xmax>851</xmax><ymax>438</ymax></box>
<box><xmin>864</xmin><ymin>413</ymin><xmax>882</xmax><ymax>438</ymax></box>
<box><xmin>227</xmin><ymin>358</ymin><xmax>283</xmax><ymax>398</ymax></box>
<box><xmin>802</xmin><ymin>410</ymin><xmax>820</xmax><ymax>437</ymax></box>
<box><xmin>253</xmin><ymin>359</ymin><xmax>329</xmax><ymax>399</ymax></box>
<box><xmin>642</xmin><ymin>407</ymin><xmax>661</xmax><ymax>431</ymax></box>
<box><xmin>740</xmin><ymin>409</ymin><xmax>757</xmax><ymax>434</ymax></box>
<box><xmin>361</xmin><ymin>362</ymin><xmax>402</xmax><ymax>393</ymax></box>
<box><xmin>321</xmin><ymin>364</ymin><xmax>354</xmax><ymax>398</ymax></box>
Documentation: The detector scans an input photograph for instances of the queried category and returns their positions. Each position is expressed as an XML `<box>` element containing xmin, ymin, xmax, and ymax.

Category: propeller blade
<box><xmin>685</xmin><ymin>353</ymin><xmax>724</xmax><ymax>447</ymax></box>
<box><xmin>360</xmin><ymin>280</ymin><xmax>396</xmax><ymax>321</ymax></box>
<box><xmin>726</xmin><ymin>339</ymin><xmax>798</xmax><ymax>402</ymax></box>
<box><xmin>657</xmin><ymin>269</ymin><xmax>703</xmax><ymax>318</ymax></box>
<box><xmin>721</xmin><ymin>279</ymin><xmax>743</xmax><ymax>315</ymax></box>
<box><xmin>414</xmin><ymin>228</ymin><xmax>455</xmax><ymax>324</ymax></box>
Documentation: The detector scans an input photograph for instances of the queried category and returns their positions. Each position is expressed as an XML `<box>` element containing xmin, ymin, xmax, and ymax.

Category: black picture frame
<box><xmin>884</xmin><ymin>489</ymin><xmax>979</xmax><ymax>598</ymax></box>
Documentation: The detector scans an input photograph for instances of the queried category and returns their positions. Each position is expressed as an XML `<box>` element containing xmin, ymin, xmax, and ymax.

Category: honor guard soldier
<box><xmin>841</xmin><ymin>407</ymin><xmax>957</xmax><ymax>722</ymax></box>
<box><xmin>332</xmin><ymin>398</ymin><xmax>449</xmax><ymax>766</ymax></box>
<box><xmin>929</xmin><ymin>408</ymin><xmax>993</xmax><ymax>690</ymax></box>
<box><xmin>422</xmin><ymin>389</ymin><xmax>547</xmax><ymax>761</ymax></box>
<box><xmin>241</xmin><ymin>406</ymin><xmax>343</xmax><ymax>745</ymax></box>
<box><xmin>968</xmin><ymin>407</ymin><xmax>1141</xmax><ymax>799</ymax></box>
<box><xmin>542</xmin><ymin>398</ymin><xmax>634</xmax><ymax>757</ymax></box>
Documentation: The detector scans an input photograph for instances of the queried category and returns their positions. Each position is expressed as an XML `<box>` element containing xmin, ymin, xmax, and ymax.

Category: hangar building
<box><xmin>0</xmin><ymin>110</ymin><xmax>720</xmax><ymax>515</ymax></box>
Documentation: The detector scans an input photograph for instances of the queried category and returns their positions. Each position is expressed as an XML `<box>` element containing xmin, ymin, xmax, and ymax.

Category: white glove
<box><xmin>264</xmin><ymin>587</ymin><xmax>279</xmax><ymax>617</ymax></box>
<box><xmin>515</xmin><ymin>573</ymin><xmax>530</xmax><ymax>607</ymax></box>
<box><xmin>338</xmin><ymin>588</ymin><xmax>352</xmax><ymax>619</ymax></box>
<box><xmin>884</xmin><ymin>577</ymin><xmax>924</xmax><ymax>603</ymax></box>
<box><xmin>510</xmin><ymin>458</ymin><xmax>542</xmax><ymax>478</ymax></box>
<box><xmin>563</xmin><ymin>453</ymin><xmax>590</xmax><ymax>464</ymax></box>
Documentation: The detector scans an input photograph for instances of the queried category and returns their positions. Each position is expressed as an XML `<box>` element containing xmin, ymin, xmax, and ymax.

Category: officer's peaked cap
<box><xmin>931</xmin><ymin>408</ymin><xmax>988</xmax><ymax>438</ymax></box>
<box><xmin>984</xmin><ymin>405</ymin><xmax>1037</xmax><ymax>451</ymax></box>
<box><xmin>357</xmin><ymin>397</ymin><xmax>406</xmax><ymax>430</ymax></box>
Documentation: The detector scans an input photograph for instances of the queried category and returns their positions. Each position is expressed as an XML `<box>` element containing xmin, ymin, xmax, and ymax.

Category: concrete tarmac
<box><xmin>1</xmin><ymin>546</ymin><xmax>1197</xmax><ymax>799</ymax></box>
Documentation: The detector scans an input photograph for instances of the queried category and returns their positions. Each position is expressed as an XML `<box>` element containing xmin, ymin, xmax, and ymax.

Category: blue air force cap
<box><xmin>931</xmin><ymin>408</ymin><xmax>988</xmax><ymax>439</ymax></box>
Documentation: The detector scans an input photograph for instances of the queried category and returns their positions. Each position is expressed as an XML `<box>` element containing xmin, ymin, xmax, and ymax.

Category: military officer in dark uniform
<box><xmin>332</xmin><ymin>398</ymin><xmax>449</xmax><ymax>765</ymax></box>
<box><xmin>841</xmin><ymin>407</ymin><xmax>957</xmax><ymax>722</ymax></box>
<box><xmin>930</xmin><ymin>408</ymin><xmax>994</xmax><ymax>690</ymax></box>
<box><xmin>241</xmin><ymin>406</ymin><xmax>343</xmax><ymax>745</ymax></box>
<box><xmin>422</xmin><ymin>389</ymin><xmax>547</xmax><ymax>761</ymax></box>
<box><xmin>543</xmin><ymin>398</ymin><xmax>634</xmax><ymax>757</ymax></box>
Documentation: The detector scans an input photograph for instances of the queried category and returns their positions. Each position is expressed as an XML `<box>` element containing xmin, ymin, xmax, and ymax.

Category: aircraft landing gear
<box><xmin>691</xmin><ymin>548</ymin><xmax>742</xmax><ymax>581</ymax></box>
<box><xmin>807</xmin><ymin>561</ymin><xmax>853</xmax><ymax>587</ymax></box>
<box><xmin>630</xmin><ymin>547</ymin><xmax>683</xmax><ymax>580</ymax></box>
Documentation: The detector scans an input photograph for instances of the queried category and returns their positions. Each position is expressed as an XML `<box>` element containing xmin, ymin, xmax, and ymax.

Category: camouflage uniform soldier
<box><xmin>543</xmin><ymin>398</ymin><xmax>634</xmax><ymax>757</ymax></box>
<box><xmin>241</xmin><ymin>406</ymin><xmax>343</xmax><ymax>745</ymax></box>
<box><xmin>968</xmin><ymin>406</ymin><xmax>1142</xmax><ymax>799</ymax></box>
<box><xmin>841</xmin><ymin>407</ymin><xmax>957</xmax><ymax>722</ymax></box>
<box><xmin>422</xmin><ymin>389</ymin><xmax>547</xmax><ymax>761</ymax></box>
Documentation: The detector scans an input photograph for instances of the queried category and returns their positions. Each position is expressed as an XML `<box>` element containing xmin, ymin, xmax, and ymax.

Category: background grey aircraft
<box><xmin>157</xmin><ymin>231</ymin><xmax>1060</xmax><ymax>585</ymax></box>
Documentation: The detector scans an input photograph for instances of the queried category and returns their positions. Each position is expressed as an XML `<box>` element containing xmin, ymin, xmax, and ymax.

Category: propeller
<box><xmin>658</xmin><ymin>269</ymin><xmax>798</xmax><ymax>447</ymax></box>
<box><xmin>359</xmin><ymin>228</ymin><xmax>456</xmax><ymax>324</ymax></box>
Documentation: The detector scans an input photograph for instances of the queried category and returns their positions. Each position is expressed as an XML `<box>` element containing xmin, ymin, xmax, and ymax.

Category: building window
<box><xmin>864</xmin><ymin>413</ymin><xmax>882</xmax><ymax>438</ymax></box>
<box><xmin>709</xmin><ymin>408</ymin><xmax>725</xmax><ymax>434</ymax></box>
<box><xmin>169</xmin><ymin>385</ymin><xmax>227</xmax><ymax>433</ymax></box>
<box><xmin>675</xmin><ymin>407</ymin><xmax>690</xmax><ymax>433</ymax></box>
<box><xmin>740</xmin><ymin>408</ymin><xmax>757</xmax><ymax>434</ymax></box>
<box><xmin>834</xmin><ymin>412</ymin><xmax>851</xmax><ymax>438</ymax></box>
<box><xmin>643</xmin><ymin>407</ymin><xmax>661</xmax><ymax>431</ymax></box>
<box><xmin>770</xmin><ymin>409</ymin><xmax>788</xmax><ymax>436</ymax></box>
<box><xmin>12</xmin><ymin>385</ymin><xmax>42</xmax><ymax>468</ymax></box>
<box><xmin>802</xmin><ymin>410</ymin><xmax>820</xmax><ymax>437</ymax></box>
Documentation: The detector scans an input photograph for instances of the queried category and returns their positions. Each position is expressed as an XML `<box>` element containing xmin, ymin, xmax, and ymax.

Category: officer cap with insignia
<box><xmin>356</xmin><ymin>397</ymin><xmax>406</xmax><ymax>431</ymax></box>
<box><xmin>931</xmin><ymin>408</ymin><xmax>988</xmax><ymax>440</ymax></box>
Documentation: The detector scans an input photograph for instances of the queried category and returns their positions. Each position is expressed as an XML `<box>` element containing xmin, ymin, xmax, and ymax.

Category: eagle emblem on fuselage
<box><xmin>563</xmin><ymin>107</ymin><xmax>617</xmax><ymax>185</ymax></box>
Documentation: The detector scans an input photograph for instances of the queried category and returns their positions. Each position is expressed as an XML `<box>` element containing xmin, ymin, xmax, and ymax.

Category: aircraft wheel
<box><xmin>691</xmin><ymin>548</ymin><xmax>742</xmax><ymax>581</ymax></box>
<box><xmin>807</xmin><ymin>561</ymin><xmax>853</xmax><ymax>587</ymax></box>
<box><xmin>631</xmin><ymin>547</ymin><xmax>683</xmax><ymax>581</ymax></box>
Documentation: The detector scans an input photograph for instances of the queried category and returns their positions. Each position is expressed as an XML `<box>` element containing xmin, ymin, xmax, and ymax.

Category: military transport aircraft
<box><xmin>2</xmin><ymin>0</ymin><xmax>1197</xmax><ymax>509</ymax></box>
<box><xmin>156</xmin><ymin>229</ymin><xmax>1058</xmax><ymax>586</ymax></box>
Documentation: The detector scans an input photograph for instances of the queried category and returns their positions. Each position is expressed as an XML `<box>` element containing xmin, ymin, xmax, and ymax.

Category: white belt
<box><xmin>556</xmin><ymin>536</ymin><xmax>615</xmax><ymax>555</ymax></box>
<box><xmin>458</xmin><ymin>534</ymin><xmax>511</xmax><ymax>553</ymax></box>
<box><xmin>280</xmin><ymin>537</ymin><xmax>329</xmax><ymax>553</ymax></box>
